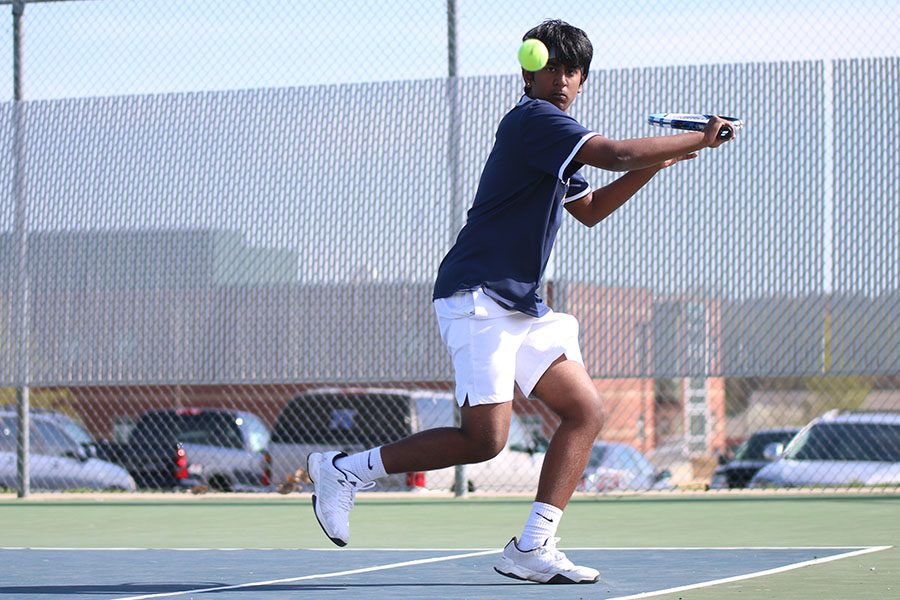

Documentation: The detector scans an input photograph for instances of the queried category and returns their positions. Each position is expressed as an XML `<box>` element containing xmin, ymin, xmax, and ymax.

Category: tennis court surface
<box><xmin>2</xmin><ymin>545</ymin><xmax>888</xmax><ymax>600</ymax></box>
<box><xmin>1</xmin><ymin>494</ymin><xmax>897</xmax><ymax>599</ymax></box>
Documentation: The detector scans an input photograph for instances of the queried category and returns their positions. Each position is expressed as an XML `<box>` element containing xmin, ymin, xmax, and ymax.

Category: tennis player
<box><xmin>309</xmin><ymin>19</ymin><xmax>734</xmax><ymax>584</ymax></box>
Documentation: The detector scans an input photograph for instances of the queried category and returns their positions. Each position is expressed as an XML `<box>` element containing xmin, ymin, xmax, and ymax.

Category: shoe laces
<box><xmin>336</xmin><ymin>475</ymin><xmax>375</xmax><ymax>512</ymax></box>
<box><xmin>537</xmin><ymin>537</ymin><xmax>574</xmax><ymax>566</ymax></box>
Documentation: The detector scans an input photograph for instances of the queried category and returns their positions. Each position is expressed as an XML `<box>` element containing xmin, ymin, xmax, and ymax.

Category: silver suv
<box><xmin>0</xmin><ymin>411</ymin><xmax>136</xmax><ymax>491</ymax></box>
<box><xmin>750</xmin><ymin>411</ymin><xmax>900</xmax><ymax>488</ymax></box>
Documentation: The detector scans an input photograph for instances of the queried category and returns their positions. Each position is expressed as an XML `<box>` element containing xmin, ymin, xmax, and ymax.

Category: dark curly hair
<box><xmin>522</xmin><ymin>19</ymin><xmax>593</xmax><ymax>81</ymax></box>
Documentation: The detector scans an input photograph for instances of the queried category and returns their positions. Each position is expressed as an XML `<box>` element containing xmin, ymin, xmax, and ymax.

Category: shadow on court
<box><xmin>0</xmin><ymin>547</ymin><xmax>881</xmax><ymax>600</ymax></box>
<box><xmin>0</xmin><ymin>582</ymin><xmax>533</xmax><ymax>596</ymax></box>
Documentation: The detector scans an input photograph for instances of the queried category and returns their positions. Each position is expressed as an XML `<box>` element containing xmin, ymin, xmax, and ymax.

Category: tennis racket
<box><xmin>648</xmin><ymin>113</ymin><xmax>743</xmax><ymax>140</ymax></box>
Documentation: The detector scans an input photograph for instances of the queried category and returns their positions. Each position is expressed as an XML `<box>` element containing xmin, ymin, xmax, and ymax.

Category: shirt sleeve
<box><xmin>563</xmin><ymin>171</ymin><xmax>592</xmax><ymax>204</ymax></box>
<box><xmin>520</xmin><ymin>100</ymin><xmax>598</xmax><ymax>181</ymax></box>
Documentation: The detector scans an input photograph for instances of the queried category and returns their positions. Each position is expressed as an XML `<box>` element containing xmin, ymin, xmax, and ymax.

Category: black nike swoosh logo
<box><xmin>367</xmin><ymin>452</ymin><xmax>374</xmax><ymax>470</ymax></box>
<box><xmin>537</xmin><ymin>513</ymin><xmax>554</xmax><ymax>523</ymax></box>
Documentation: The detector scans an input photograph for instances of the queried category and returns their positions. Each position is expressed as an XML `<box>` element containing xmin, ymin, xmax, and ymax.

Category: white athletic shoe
<box><xmin>494</xmin><ymin>537</ymin><xmax>600</xmax><ymax>584</ymax></box>
<box><xmin>307</xmin><ymin>451</ymin><xmax>373</xmax><ymax>547</ymax></box>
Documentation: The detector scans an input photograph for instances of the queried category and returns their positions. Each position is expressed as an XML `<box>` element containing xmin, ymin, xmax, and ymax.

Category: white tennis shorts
<box><xmin>433</xmin><ymin>288</ymin><xmax>584</xmax><ymax>406</ymax></box>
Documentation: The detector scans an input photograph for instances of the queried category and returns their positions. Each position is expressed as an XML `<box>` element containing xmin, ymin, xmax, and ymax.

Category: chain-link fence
<box><xmin>0</xmin><ymin>1</ymin><xmax>898</xmax><ymax>496</ymax></box>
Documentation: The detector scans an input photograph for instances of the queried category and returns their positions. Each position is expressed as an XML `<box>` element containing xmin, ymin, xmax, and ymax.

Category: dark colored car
<box><xmin>709</xmin><ymin>427</ymin><xmax>801</xmax><ymax>489</ymax></box>
<box><xmin>96</xmin><ymin>408</ymin><xmax>271</xmax><ymax>492</ymax></box>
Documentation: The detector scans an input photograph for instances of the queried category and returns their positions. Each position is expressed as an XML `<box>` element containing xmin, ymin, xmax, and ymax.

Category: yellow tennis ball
<box><xmin>518</xmin><ymin>38</ymin><xmax>549</xmax><ymax>72</ymax></box>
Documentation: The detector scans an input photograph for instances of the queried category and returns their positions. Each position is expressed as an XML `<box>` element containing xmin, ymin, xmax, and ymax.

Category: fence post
<box><xmin>11</xmin><ymin>0</ymin><xmax>30</xmax><ymax>499</ymax></box>
<box><xmin>446</xmin><ymin>0</ymin><xmax>467</xmax><ymax>499</ymax></box>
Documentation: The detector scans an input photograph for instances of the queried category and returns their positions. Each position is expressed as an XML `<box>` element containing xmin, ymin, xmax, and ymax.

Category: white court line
<box><xmin>607</xmin><ymin>545</ymin><xmax>892</xmax><ymax>600</ymax></box>
<box><xmin>109</xmin><ymin>548</ymin><xmax>501</xmax><ymax>600</ymax></box>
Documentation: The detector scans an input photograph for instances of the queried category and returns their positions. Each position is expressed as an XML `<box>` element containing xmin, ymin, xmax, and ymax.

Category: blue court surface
<box><xmin>0</xmin><ymin>546</ymin><xmax>888</xmax><ymax>599</ymax></box>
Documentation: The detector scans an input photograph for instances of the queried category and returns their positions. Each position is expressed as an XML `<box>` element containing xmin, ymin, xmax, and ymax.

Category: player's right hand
<box><xmin>704</xmin><ymin>116</ymin><xmax>735</xmax><ymax>148</ymax></box>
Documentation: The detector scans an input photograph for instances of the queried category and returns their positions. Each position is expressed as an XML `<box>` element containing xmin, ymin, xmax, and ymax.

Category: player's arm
<box><xmin>565</xmin><ymin>154</ymin><xmax>697</xmax><ymax>227</ymax></box>
<box><xmin>574</xmin><ymin>117</ymin><xmax>731</xmax><ymax>172</ymax></box>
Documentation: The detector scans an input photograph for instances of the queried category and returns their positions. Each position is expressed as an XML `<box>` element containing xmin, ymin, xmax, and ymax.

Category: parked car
<box><xmin>709</xmin><ymin>427</ymin><xmax>802</xmax><ymax>489</ymax></box>
<box><xmin>269</xmin><ymin>387</ymin><xmax>546</xmax><ymax>493</ymax></box>
<box><xmin>750</xmin><ymin>411</ymin><xmax>900</xmax><ymax>488</ymax></box>
<box><xmin>577</xmin><ymin>442</ymin><xmax>672</xmax><ymax>492</ymax></box>
<box><xmin>0</xmin><ymin>411</ymin><xmax>136</xmax><ymax>491</ymax></box>
<box><xmin>96</xmin><ymin>408</ymin><xmax>272</xmax><ymax>492</ymax></box>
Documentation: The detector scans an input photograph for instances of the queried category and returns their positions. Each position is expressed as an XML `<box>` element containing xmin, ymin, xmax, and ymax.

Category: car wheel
<box><xmin>208</xmin><ymin>475</ymin><xmax>232</xmax><ymax>492</ymax></box>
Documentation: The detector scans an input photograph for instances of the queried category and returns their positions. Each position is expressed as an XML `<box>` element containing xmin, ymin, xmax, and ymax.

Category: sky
<box><xmin>0</xmin><ymin>0</ymin><xmax>896</xmax><ymax>100</ymax></box>
<box><xmin>0</xmin><ymin>0</ymin><xmax>895</xmax><ymax>298</ymax></box>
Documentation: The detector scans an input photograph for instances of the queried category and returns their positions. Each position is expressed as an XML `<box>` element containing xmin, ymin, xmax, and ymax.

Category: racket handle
<box><xmin>717</xmin><ymin>124</ymin><xmax>733</xmax><ymax>140</ymax></box>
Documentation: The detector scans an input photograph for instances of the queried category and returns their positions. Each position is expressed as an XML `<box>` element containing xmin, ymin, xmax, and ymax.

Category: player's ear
<box><xmin>522</xmin><ymin>68</ymin><xmax>535</xmax><ymax>90</ymax></box>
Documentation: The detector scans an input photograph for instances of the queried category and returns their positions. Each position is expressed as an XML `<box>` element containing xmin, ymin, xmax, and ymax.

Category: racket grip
<box><xmin>718</xmin><ymin>125</ymin><xmax>733</xmax><ymax>140</ymax></box>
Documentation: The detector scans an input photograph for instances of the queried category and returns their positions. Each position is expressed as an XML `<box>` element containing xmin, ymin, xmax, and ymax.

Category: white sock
<box><xmin>334</xmin><ymin>447</ymin><xmax>387</xmax><ymax>483</ymax></box>
<box><xmin>519</xmin><ymin>502</ymin><xmax>563</xmax><ymax>551</ymax></box>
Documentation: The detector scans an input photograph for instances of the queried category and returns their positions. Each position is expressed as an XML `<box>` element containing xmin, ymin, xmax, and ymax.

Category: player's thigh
<box><xmin>515</xmin><ymin>310</ymin><xmax>585</xmax><ymax>399</ymax></box>
<box><xmin>459</xmin><ymin>400</ymin><xmax>514</xmax><ymax>451</ymax></box>
<box><xmin>532</xmin><ymin>358</ymin><xmax>602</xmax><ymax>424</ymax></box>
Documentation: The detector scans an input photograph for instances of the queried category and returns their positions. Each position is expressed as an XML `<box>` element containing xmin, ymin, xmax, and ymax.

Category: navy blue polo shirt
<box><xmin>433</xmin><ymin>96</ymin><xmax>597</xmax><ymax>317</ymax></box>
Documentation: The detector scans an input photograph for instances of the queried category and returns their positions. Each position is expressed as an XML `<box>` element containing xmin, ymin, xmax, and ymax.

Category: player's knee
<box><xmin>483</xmin><ymin>433</ymin><xmax>508</xmax><ymax>460</ymax></box>
<box><xmin>463</xmin><ymin>428</ymin><xmax>507</xmax><ymax>463</ymax></box>
<box><xmin>586</xmin><ymin>395</ymin><xmax>605</xmax><ymax>435</ymax></box>
<box><xmin>586</xmin><ymin>388</ymin><xmax>605</xmax><ymax>431</ymax></box>
<box><xmin>567</xmin><ymin>390</ymin><xmax>604</xmax><ymax>434</ymax></box>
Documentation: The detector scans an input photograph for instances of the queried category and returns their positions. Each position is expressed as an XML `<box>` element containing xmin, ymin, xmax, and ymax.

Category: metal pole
<box><xmin>447</xmin><ymin>0</ymin><xmax>463</xmax><ymax>235</ymax></box>
<box><xmin>446</xmin><ymin>0</ymin><xmax>467</xmax><ymax>499</ymax></box>
<box><xmin>12</xmin><ymin>0</ymin><xmax>29</xmax><ymax>499</ymax></box>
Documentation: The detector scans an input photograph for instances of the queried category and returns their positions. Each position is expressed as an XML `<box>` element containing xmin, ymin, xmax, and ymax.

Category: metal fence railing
<box><xmin>0</xmin><ymin>1</ymin><xmax>898</xmax><ymax>496</ymax></box>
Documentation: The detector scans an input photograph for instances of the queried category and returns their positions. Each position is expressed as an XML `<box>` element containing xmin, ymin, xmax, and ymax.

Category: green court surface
<box><xmin>1</xmin><ymin>493</ymin><xmax>897</xmax><ymax>599</ymax></box>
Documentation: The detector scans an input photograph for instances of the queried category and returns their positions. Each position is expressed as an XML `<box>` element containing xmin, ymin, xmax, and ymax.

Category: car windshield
<box><xmin>237</xmin><ymin>413</ymin><xmax>271</xmax><ymax>453</ymax></box>
<box><xmin>272</xmin><ymin>392</ymin><xmax>412</xmax><ymax>446</ymax></box>
<box><xmin>785</xmin><ymin>422</ymin><xmax>900</xmax><ymax>462</ymax></box>
<box><xmin>0</xmin><ymin>417</ymin><xmax>79</xmax><ymax>455</ymax></box>
<box><xmin>587</xmin><ymin>445</ymin><xmax>612</xmax><ymax>468</ymax></box>
<box><xmin>0</xmin><ymin>418</ymin><xmax>15</xmax><ymax>452</ymax></box>
<box><xmin>586</xmin><ymin>444</ymin><xmax>653</xmax><ymax>474</ymax></box>
<box><xmin>131</xmin><ymin>412</ymin><xmax>245</xmax><ymax>448</ymax></box>
<box><xmin>54</xmin><ymin>417</ymin><xmax>94</xmax><ymax>445</ymax></box>
<box><xmin>734</xmin><ymin>430</ymin><xmax>798</xmax><ymax>460</ymax></box>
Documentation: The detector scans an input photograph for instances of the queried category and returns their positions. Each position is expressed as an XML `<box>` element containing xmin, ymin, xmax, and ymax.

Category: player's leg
<box><xmin>379</xmin><ymin>400</ymin><xmax>512</xmax><ymax>472</ymax></box>
<box><xmin>309</xmin><ymin>289</ymin><xmax>524</xmax><ymax>546</ymax></box>
<box><xmin>531</xmin><ymin>356</ymin><xmax>603</xmax><ymax>509</ymax></box>
<box><xmin>325</xmin><ymin>399</ymin><xmax>512</xmax><ymax>484</ymax></box>
<box><xmin>494</xmin><ymin>312</ymin><xmax>602</xmax><ymax>584</ymax></box>
<box><xmin>374</xmin><ymin>289</ymin><xmax>526</xmax><ymax>473</ymax></box>
<box><xmin>308</xmin><ymin>400</ymin><xmax>512</xmax><ymax>547</ymax></box>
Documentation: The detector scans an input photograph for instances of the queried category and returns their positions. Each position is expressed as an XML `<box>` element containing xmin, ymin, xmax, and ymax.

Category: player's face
<box><xmin>525</xmin><ymin>61</ymin><xmax>584</xmax><ymax>112</ymax></box>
